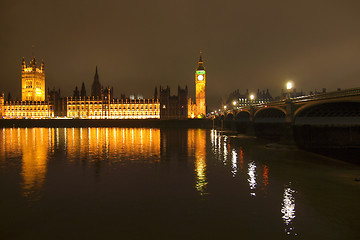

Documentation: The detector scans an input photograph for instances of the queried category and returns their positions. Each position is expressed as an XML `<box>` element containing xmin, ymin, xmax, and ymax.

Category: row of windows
<box><xmin>68</xmin><ymin>115</ymin><xmax>160</xmax><ymax>119</ymax></box>
<box><xmin>68</xmin><ymin>104</ymin><xmax>158</xmax><ymax>108</ymax></box>
<box><xmin>6</xmin><ymin>108</ymin><xmax>48</xmax><ymax>111</ymax></box>
<box><xmin>6</xmin><ymin>113</ymin><xmax>50</xmax><ymax>116</ymax></box>
<box><xmin>69</xmin><ymin>111</ymin><xmax>158</xmax><ymax>115</ymax></box>
<box><xmin>68</xmin><ymin>107</ymin><xmax>156</xmax><ymax>111</ymax></box>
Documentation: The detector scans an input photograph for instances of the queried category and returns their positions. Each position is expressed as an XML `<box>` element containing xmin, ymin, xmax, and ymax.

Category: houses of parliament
<box><xmin>0</xmin><ymin>53</ymin><xmax>207</xmax><ymax>120</ymax></box>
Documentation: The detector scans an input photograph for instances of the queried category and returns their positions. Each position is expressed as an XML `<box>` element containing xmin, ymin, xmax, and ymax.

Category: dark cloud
<box><xmin>1</xmin><ymin>0</ymin><xmax>360</xmax><ymax>109</ymax></box>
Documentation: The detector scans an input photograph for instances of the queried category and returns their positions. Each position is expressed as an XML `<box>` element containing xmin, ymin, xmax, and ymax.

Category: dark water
<box><xmin>0</xmin><ymin>128</ymin><xmax>359</xmax><ymax>240</ymax></box>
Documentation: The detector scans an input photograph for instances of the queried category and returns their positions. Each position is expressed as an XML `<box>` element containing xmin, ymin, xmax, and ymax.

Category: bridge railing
<box><xmin>263</xmin><ymin>87</ymin><xmax>360</xmax><ymax>106</ymax></box>
<box><xmin>215</xmin><ymin>87</ymin><xmax>360</xmax><ymax>114</ymax></box>
<box><xmin>291</xmin><ymin>87</ymin><xmax>360</xmax><ymax>103</ymax></box>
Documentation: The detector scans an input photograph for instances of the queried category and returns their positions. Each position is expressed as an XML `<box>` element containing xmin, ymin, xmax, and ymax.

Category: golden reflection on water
<box><xmin>1</xmin><ymin>128</ymin><xmax>53</xmax><ymax>200</ymax></box>
<box><xmin>65</xmin><ymin>128</ymin><xmax>161</xmax><ymax>162</ymax></box>
<box><xmin>0</xmin><ymin>128</ymin><xmax>161</xmax><ymax>200</ymax></box>
<box><xmin>190</xmin><ymin>129</ymin><xmax>207</xmax><ymax>195</ymax></box>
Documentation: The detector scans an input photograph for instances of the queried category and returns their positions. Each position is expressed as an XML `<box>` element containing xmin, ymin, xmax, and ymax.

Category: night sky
<box><xmin>1</xmin><ymin>0</ymin><xmax>360</xmax><ymax>109</ymax></box>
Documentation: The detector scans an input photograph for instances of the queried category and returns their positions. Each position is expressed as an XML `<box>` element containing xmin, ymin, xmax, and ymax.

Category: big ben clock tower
<box><xmin>195</xmin><ymin>51</ymin><xmax>206</xmax><ymax>117</ymax></box>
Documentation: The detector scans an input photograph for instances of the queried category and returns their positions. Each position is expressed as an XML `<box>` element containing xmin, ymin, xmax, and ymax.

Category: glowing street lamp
<box><xmin>249</xmin><ymin>94</ymin><xmax>255</xmax><ymax>101</ymax></box>
<box><xmin>286</xmin><ymin>82</ymin><xmax>293</xmax><ymax>90</ymax></box>
<box><xmin>232</xmin><ymin>100</ymin><xmax>237</xmax><ymax>106</ymax></box>
<box><xmin>224</xmin><ymin>105</ymin><xmax>227</xmax><ymax>110</ymax></box>
<box><xmin>286</xmin><ymin>81</ymin><xmax>294</xmax><ymax>99</ymax></box>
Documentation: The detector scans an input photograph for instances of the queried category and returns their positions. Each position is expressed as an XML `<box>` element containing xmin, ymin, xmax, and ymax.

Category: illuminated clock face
<box><xmin>197</xmin><ymin>75</ymin><xmax>204</xmax><ymax>81</ymax></box>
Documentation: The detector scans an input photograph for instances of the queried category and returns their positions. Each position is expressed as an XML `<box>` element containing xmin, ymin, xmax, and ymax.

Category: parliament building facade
<box><xmin>0</xmin><ymin>53</ymin><xmax>206</xmax><ymax>119</ymax></box>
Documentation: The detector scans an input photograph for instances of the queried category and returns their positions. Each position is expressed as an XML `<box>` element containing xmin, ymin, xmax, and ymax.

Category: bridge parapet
<box><xmin>214</xmin><ymin>87</ymin><xmax>360</xmax><ymax>124</ymax></box>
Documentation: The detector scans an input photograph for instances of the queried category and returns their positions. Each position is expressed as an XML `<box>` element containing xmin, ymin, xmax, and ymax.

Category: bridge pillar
<box><xmin>247</xmin><ymin>106</ymin><xmax>256</xmax><ymax>136</ymax></box>
<box><xmin>281</xmin><ymin>100</ymin><xmax>295</xmax><ymax>144</ymax></box>
<box><xmin>285</xmin><ymin>99</ymin><xmax>295</xmax><ymax>123</ymax></box>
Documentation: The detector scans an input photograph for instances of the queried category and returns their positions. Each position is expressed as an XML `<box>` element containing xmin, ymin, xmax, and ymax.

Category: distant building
<box><xmin>226</xmin><ymin>89</ymin><xmax>273</xmax><ymax>108</ymax></box>
<box><xmin>159</xmin><ymin>86</ymin><xmax>188</xmax><ymax>120</ymax></box>
<box><xmin>279</xmin><ymin>88</ymin><xmax>306</xmax><ymax>100</ymax></box>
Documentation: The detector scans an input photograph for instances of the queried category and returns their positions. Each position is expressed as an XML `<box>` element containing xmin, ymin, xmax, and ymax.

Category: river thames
<box><xmin>0</xmin><ymin>128</ymin><xmax>359</xmax><ymax>239</ymax></box>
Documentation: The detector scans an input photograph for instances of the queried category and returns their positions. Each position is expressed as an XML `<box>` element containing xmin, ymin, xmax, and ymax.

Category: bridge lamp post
<box><xmin>249</xmin><ymin>94</ymin><xmax>255</xmax><ymax>104</ymax></box>
<box><xmin>232</xmin><ymin>100</ymin><xmax>237</xmax><ymax>109</ymax></box>
<box><xmin>249</xmin><ymin>94</ymin><xmax>256</xmax><ymax>122</ymax></box>
<box><xmin>286</xmin><ymin>81</ymin><xmax>293</xmax><ymax>99</ymax></box>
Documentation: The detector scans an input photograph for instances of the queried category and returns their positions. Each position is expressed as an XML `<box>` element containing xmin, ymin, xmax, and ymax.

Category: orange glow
<box><xmin>195</xmin><ymin>75</ymin><xmax>206</xmax><ymax>117</ymax></box>
<box><xmin>0</xmin><ymin>128</ymin><xmax>52</xmax><ymax>200</ymax></box>
<box><xmin>22</xmin><ymin>62</ymin><xmax>45</xmax><ymax>101</ymax></box>
<box><xmin>66</xmin><ymin>128</ymin><xmax>161</xmax><ymax>162</ymax></box>
<box><xmin>3</xmin><ymin>101</ymin><xmax>53</xmax><ymax>119</ymax></box>
<box><xmin>66</xmin><ymin>98</ymin><xmax>160</xmax><ymax>119</ymax></box>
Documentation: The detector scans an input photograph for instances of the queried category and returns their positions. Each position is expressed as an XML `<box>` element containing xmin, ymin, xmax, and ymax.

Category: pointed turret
<box><xmin>95</xmin><ymin>66</ymin><xmax>99</xmax><ymax>81</ymax></box>
<box><xmin>30</xmin><ymin>56</ymin><xmax>37</xmax><ymax>71</ymax></box>
<box><xmin>21</xmin><ymin>57</ymin><xmax>26</xmax><ymax>71</ymax></box>
<box><xmin>197</xmin><ymin>50</ymin><xmax>205</xmax><ymax>71</ymax></box>
<box><xmin>81</xmin><ymin>82</ymin><xmax>86</xmax><ymax>98</ymax></box>
<box><xmin>41</xmin><ymin>59</ymin><xmax>45</xmax><ymax>71</ymax></box>
<box><xmin>154</xmin><ymin>86</ymin><xmax>158</xmax><ymax>99</ymax></box>
<box><xmin>73</xmin><ymin>86</ymin><xmax>80</xmax><ymax>98</ymax></box>
<box><xmin>91</xmin><ymin>66</ymin><xmax>102</xmax><ymax>98</ymax></box>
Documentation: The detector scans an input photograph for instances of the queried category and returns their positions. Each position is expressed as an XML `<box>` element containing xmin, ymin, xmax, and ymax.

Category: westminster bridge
<box><xmin>213</xmin><ymin>87</ymin><xmax>360</xmax><ymax>148</ymax></box>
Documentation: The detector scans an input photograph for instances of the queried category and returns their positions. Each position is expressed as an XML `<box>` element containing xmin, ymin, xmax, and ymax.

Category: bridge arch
<box><xmin>235</xmin><ymin>110</ymin><xmax>251</xmax><ymax>121</ymax></box>
<box><xmin>254</xmin><ymin>107</ymin><xmax>286</xmax><ymax>123</ymax></box>
<box><xmin>294</xmin><ymin>101</ymin><xmax>360</xmax><ymax>125</ymax></box>
<box><xmin>294</xmin><ymin>100</ymin><xmax>360</xmax><ymax>118</ymax></box>
<box><xmin>225</xmin><ymin>113</ymin><xmax>234</xmax><ymax>120</ymax></box>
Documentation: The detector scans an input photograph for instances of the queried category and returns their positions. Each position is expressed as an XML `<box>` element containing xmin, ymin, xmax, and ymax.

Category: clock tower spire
<box><xmin>195</xmin><ymin>50</ymin><xmax>206</xmax><ymax>117</ymax></box>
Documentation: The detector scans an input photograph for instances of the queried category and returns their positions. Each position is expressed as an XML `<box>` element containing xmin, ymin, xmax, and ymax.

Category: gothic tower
<box><xmin>21</xmin><ymin>57</ymin><xmax>46</xmax><ymax>101</ymax></box>
<box><xmin>195</xmin><ymin>51</ymin><xmax>206</xmax><ymax>117</ymax></box>
<box><xmin>91</xmin><ymin>66</ymin><xmax>102</xmax><ymax>98</ymax></box>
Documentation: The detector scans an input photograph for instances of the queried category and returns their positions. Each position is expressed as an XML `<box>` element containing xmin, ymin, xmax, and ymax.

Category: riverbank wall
<box><xmin>0</xmin><ymin>119</ymin><xmax>213</xmax><ymax>129</ymax></box>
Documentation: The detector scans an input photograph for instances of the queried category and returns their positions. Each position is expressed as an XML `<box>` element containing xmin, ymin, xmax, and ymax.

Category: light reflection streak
<box><xmin>247</xmin><ymin>161</ymin><xmax>257</xmax><ymax>196</ymax></box>
<box><xmin>223</xmin><ymin>136</ymin><xmax>228</xmax><ymax>164</ymax></box>
<box><xmin>231</xmin><ymin>149</ymin><xmax>237</xmax><ymax>177</ymax></box>
<box><xmin>217</xmin><ymin>134</ymin><xmax>221</xmax><ymax>153</ymax></box>
<box><xmin>239</xmin><ymin>147</ymin><xmax>244</xmax><ymax>171</ymax></box>
<box><xmin>193</xmin><ymin>129</ymin><xmax>208</xmax><ymax>196</ymax></box>
<box><xmin>281</xmin><ymin>183</ymin><xmax>297</xmax><ymax>236</ymax></box>
<box><xmin>56</xmin><ymin>128</ymin><xmax>59</xmax><ymax>147</ymax></box>
<box><xmin>262</xmin><ymin>164</ymin><xmax>269</xmax><ymax>195</ymax></box>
